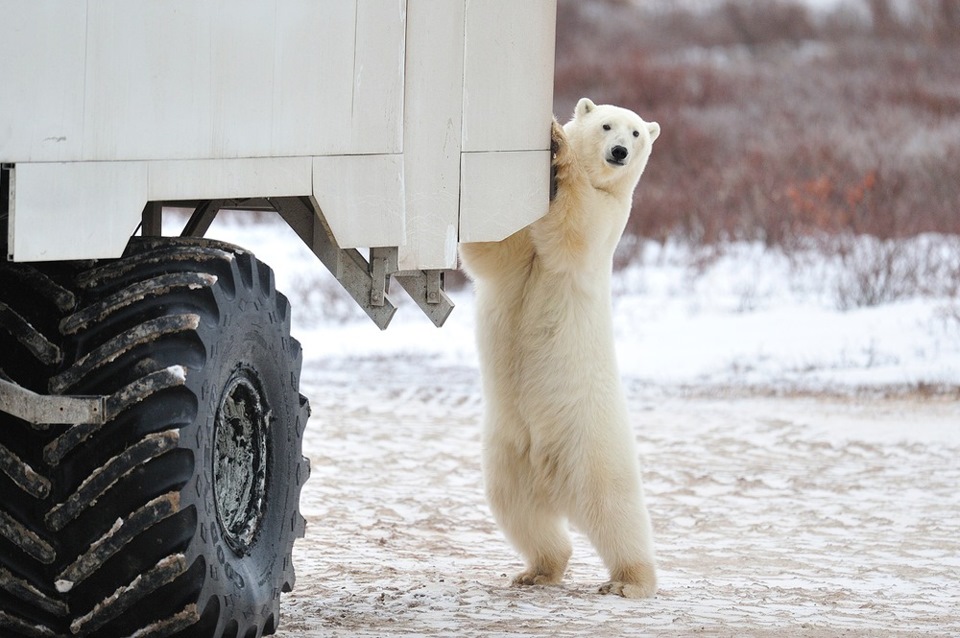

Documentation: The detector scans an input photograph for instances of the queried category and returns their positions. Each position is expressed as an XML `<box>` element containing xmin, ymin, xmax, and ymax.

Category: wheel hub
<box><xmin>213</xmin><ymin>368</ymin><xmax>269</xmax><ymax>555</ymax></box>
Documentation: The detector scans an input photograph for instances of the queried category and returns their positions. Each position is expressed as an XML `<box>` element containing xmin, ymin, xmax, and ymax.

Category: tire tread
<box><xmin>0</xmin><ymin>237</ymin><xmax>307</xmax><ymax>637</ymax></box>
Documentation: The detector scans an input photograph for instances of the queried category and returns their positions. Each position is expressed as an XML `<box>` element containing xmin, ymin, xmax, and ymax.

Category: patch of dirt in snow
<box><xmin>276</xmin><ymin>359</ymin><xmax>960</xmax><ymax>637</ymax></box>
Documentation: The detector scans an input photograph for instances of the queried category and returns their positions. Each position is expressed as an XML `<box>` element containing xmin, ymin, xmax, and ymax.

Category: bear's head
<box><xmin>564</xmin><ymin>97</ymin><xmax>660</xmax><ymax>194</ymax></box>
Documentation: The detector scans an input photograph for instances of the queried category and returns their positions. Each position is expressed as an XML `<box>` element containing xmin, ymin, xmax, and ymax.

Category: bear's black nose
<box><xmin>612</xmin><ymin>145</ymin><xmax>628</xmax><ymax>161</ymax></box>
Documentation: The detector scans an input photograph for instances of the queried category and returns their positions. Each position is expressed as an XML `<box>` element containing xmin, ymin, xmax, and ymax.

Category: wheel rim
<box><xmin>213</xmin><ymin>367</ymin><xmax>269</xmax><ymax>555</ymax></box>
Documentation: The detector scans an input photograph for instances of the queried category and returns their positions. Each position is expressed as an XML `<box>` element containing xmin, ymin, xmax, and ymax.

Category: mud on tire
<box><xmin>0</xmin><ymin>237</ymin><xmax>310</xmax><ymax>638</ymax></box>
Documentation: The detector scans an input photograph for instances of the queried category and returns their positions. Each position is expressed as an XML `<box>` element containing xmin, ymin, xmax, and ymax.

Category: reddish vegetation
<box><xmin>554</xmin><ymin>0</ymin><xmax>960</xmax><ymax>246</ymax></box>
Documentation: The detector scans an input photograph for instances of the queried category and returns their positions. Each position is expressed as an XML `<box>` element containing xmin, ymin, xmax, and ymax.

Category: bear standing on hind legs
<box><xmin>459</xmin><ymin>98</ymin><xmax>661</xmax><ymax>599</ymax></box>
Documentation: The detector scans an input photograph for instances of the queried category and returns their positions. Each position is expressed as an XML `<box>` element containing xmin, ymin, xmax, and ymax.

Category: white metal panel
<box><xmin>461</xmin><ymin>0</ymin><xmax>557</xmax><ymax>153</ymax></box>
<box><xmin>457</xmin><ymin>0</ymin><xmax>556</xmax><ymax>243</ymax></box>
<box><xmin>146</xmin><ymin>158</ymin><xmax>313</xmax><ymax>201</ymax></box>
<box><xmin>351</xmin><ymin>0</ymin><xmax>407</xmax><ymax>154</ymax></box>
<box><xmin>10</xmin><ymin>158</ymin><xmax>316</xmax><ymax>261</ymax></box>
<box><xmin>398</xmin><ymin>0</ymin><xmax>465</xmax><ymax>271</ymax></box>
<box><xmin>458</xmin><ymin>150</ymin><xmax>551</xmax><ymax>244</ymax></box>
<box><xmin>270</xmin><ymin>0</ymin><xmax>406</xmax><ymax>156</ymax></box>
<box><xmin>82</xmin><ymin>1</ymin><xmax>223</xmax><ymax>161</ymax></box>
<box><xmin>0</xmin><ymin>1</ymin><xmax>86</xmax><ymax>162</ymax></box>
<box><xmin>10</xmin><ymin>153</ymin><xmax>405</xmax><ymax>260</ymax></box>
<box><xmin>0</xmin><ymin>0</ymin><xmax>405</xmax><ymax>163</ymax></box>
<box><xmin>270</xmin><ymin>2</ymin><xmax>358</xmax><ymax>157</ymax></box>
<box><xmin>10</xmin><ymin>163</ymin><xmax>148</xmax><ymax>261</ymax></box>
<box><xmin>312</xmin><ymin>155</ymin><xmax>406</xmax><ymax>249</ymax></box>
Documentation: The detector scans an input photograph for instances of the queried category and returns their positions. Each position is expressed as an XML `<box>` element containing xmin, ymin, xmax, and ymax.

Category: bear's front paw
<box><xmin>550</xmin><ymin>118</ymin><xmax>571</xmax><ymax>201</ymax></box>
<box><xmin>550</xmin><ymin>119</ymin><xmax>568</xmax><ymax>162</ymax></box>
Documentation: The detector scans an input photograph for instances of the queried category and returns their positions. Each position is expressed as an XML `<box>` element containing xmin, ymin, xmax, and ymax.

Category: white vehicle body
<box><xmin>0</xmin><ymin>5</ymin><xmax>556</xmax><ymax>635</ymax></box>
<box><xmin>0</xmin><ymin>0</ymin><xmax>556</xmax><ymax>270</ymax></box>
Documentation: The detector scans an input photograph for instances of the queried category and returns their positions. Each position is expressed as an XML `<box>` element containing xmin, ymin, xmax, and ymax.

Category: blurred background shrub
<box><xmin>554</xmin><ymin>0</ymin><xmax>960</xmax><ymax>247</ymax></box>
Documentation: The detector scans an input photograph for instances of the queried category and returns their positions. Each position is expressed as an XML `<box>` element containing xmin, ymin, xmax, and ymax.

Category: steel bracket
<box><xmin>271</xmin><ymin>196</ymin><xmax>399</xmax><ymax>329</ymax></box>
<box><xmin>0</xmin><ymin>377</ymin><xmax>106</xmax><ymax>425</ymax></box>
<box><xmin>394</xmin><ymin>270</ymin><xmax>455</xmax><ymax>328</ymax></box>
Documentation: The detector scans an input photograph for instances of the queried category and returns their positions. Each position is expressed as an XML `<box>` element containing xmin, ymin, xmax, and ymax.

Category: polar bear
<box><xmin>459</xmin><ymin>98</ymin><xmax>660</xmax><ymax>599</ymax></box>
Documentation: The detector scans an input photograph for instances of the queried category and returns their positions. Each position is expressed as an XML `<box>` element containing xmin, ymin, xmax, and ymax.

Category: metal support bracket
<box><xmin>140</xmin><ymin>196</ymin><xmax>456</xmax><ymax>329</ymax></box>
<box><xmin>181</xmin><ymin>199</ymin><xmax>224</xmax><ymax>238</ymax></box>
<box><xmin>2</xmin><ymin>165</ymin><xmax>12</xmax><ymax>258</ymax></box>
<box><xmin>0</xmin><ymin>377</ymin><xmax>106</xmax><ymax>425</ymax></box>
<box><xmin>251</xmin><ymin>196</ymin><xmax>458</xmax><ymax>329</ymax></box>
<box><xmin>368</xmin><ymin>247</ymin><xmax>398</xmax><ymax>308</ymax></box>
<box><xmin>393</xmin><ymin>270</ymin><xmax>455</xmax><ymax>328</ymax></box>
<box><xmin>271</xmin><ymin>196</ymin><xmax>398</xmax><ymax>329</ymax></box>
<box><xmin>141</xmin><ymin>201</ymin><xmax>163</xmax><ymax>237</ymax></box>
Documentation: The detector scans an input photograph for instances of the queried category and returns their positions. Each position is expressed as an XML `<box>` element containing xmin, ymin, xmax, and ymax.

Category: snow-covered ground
<box><xmin>186</xmin><ymin>214</ymin><xmax>960</xmax><ymax>396</ymax></box>
<box><xmin>175</xmin><ymin>215</ymin><xmax>959</xmax><ymax>636</ymax></box>
<box><xmin>283</xmin><ymin>371</ymin><xmax>960</xmax><ymax>638</ymax></box>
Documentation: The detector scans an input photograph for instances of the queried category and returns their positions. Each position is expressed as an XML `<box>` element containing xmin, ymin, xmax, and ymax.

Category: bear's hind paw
<box><xmin>512</xmin><ymin>569</ymin><xmax>564</xmax><ymax>587</ymax></box>
<box><xmin>599</xmin><ymin>579</ymin><xmax>657</xmax><ymax>599</ymax></box>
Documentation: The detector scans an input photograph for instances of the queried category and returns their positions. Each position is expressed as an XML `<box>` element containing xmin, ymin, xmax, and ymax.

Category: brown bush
<box><xmin>554</xmin><ymin>0</ymin><xmax>960</xmax><ymax>248</ymax></box>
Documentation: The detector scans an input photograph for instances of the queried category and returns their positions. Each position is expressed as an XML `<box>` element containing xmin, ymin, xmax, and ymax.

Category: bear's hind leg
<box><xmin>504</xmin><ymin>509</ymin><xmax>572</xmax><ymax>587</ymax></box>
<box><xmin>485</xmin><ymin>443</ymin><xmax>572</xmax><ymax>586</ymax></box>
<box><xmin>574</xmin><ymin>479</ymin><xmax>657</xmax><ymax>599</ymax></box>
<box><xmin>588</xmin><ymin>514</ymin><xmax>657</xmax><ymax>598</ymax></box>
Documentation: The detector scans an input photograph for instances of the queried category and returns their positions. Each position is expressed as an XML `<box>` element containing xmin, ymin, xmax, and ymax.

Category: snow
<box><xmin>167</xmin><ymin>365</ymin><xmax>187</xmax><ymax>383</ymax></box>
<box><xmin>186</xmin><ymin>214</ymin><xmax>960</xmax><ymax>396</ymax></box>
<box><xmin>168</xmin><ymin>214</ymin><xmax>959</xmax><ymax>636</ymax></box>
<box><xmin>277</xmin><ymin>365</ymin><xmax>959</xmax><ymax>637</ymax></box>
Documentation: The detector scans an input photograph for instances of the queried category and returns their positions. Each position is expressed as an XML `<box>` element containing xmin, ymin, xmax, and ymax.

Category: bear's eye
<box><xmin>602</xmin><ymin>124</ymin><xmax>611</xmax><ymax>131</ymax></box>
<box><xmin>633</xmin><ymin>130</ymin><xmax>640</xmax><ymax>138</ymax></box>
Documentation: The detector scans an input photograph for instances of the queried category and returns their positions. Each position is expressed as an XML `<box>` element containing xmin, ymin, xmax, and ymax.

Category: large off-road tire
<box><xmin>0</xmin><ymin>237</ymin><xmax>309</xmax><ymax>638</ymax></box>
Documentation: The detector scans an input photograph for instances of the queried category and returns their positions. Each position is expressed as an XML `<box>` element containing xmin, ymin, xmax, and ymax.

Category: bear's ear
<box><xmin>575</xmin><ymin>98</ymin><xmax>596</xmax><ymax>119</ymax></box>
<box><xmin>647</xmin><ymin>121</ymin><xmax>661</xmax><ymax>143</ymax></box>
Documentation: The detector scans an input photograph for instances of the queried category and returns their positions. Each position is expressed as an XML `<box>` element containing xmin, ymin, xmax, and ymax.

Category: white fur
<box><xmin>460</xmin><ymin>98</ymin><xmax>661</xmax><ymax>598</ymax></box>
